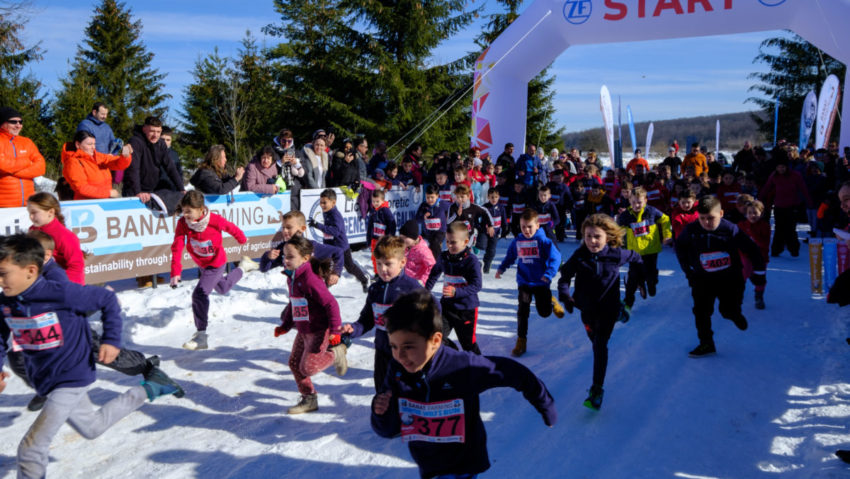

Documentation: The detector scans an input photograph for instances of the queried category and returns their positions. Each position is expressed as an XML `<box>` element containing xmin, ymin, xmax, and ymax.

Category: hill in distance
<box><xmin>562</xmin><ymin>111</ymin><xmax>769</xmax><ymax>155</ymax></box>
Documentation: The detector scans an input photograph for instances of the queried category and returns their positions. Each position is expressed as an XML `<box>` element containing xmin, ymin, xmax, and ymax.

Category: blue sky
<box><xmin>20</xmin><ymin>0</ymin><xmax>779</xmax><ymax>134</ymax></box>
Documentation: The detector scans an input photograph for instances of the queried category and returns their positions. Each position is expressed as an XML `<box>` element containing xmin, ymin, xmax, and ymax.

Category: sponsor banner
<box><xmin>799</xmin><ymin>90</ymin><xmax>817</xmax><ymax>149</ymax></box>
<box><xmin>600</xmin><ymin>85</ymin><xmax>615</xmax><ymax>169</ymax></box>
<box><xmin>627</xmin><ymin>105</ymin><xmax>637</xmax><ymax>154</ymax></box>
<box><xmin>809</xmin><ymin>239</ymin><xmax>823</xmax><ymax>296</ymax></box>
<box><xmin>0</xmin><ymin>192</ymin><xmax>291</xmax><ymax>283</ymax></box>
<box><xmin>816</xmin><ymin>74</ymin><xmax>841</xmax><ymax>149</ymax></box>
<box><xmin>300</xmin><ymin>187</ymin><xmax>423</xmax><ymax>244</ymax></box>
<box><xmin>645</xmin><ymin>122</ymin><xmax>654</xmax><ymax>158</ymax></box>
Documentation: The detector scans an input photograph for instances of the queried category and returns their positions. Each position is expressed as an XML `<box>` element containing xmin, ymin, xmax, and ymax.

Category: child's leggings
<box><xmin>289</xmin><ymin>330</ymin><xmax>334</xmax><ymax>395</ymax></box>
<box><xmin>192</xmin><ymin>265</ymin><xmax>243</xmax><ymax>331</ymax></box>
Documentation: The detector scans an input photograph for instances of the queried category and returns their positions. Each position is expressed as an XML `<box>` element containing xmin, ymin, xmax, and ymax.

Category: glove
<box><xmin>750</xmin><ymin>271</ymin><xmax>766</xmax><ymax>287</ymax></box>
<box><xmin>329</xmin><ymin>334</ymin><xmax>341</xmax><ymax>346</ymax></box>
<box><xmin>274</xmin><ymin>325</ymin><xmax>288</xmax><ymax>337</ymax></box>
<box><xmin>307</xmin><ymin>218</ymin><xmax>317</xmax><ymax>227</ymax></box>
<box><xmin>559</xmin><ymin>294</ymin><xmax>575</xmax><ymax>314</ymax></box>
<box><xmin>170</xmin><ymin>276</ymin><xmax>181</xmax><ymax>289</ymax></box>
<box><xmin>266</xmin><ymin>177</ymin><xmax>277</xmax><ymax>185</ymax></box>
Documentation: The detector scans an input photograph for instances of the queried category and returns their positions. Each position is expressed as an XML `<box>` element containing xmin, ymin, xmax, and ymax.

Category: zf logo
<box><xmin>563</xmin><ymin>0</ymin><xmax>591</xmax><ymax>25</ymax></box>
<box><xmin>759</xmin><ymin>0</ymin><xmax>787</xmax><ymax>6</ymax></box>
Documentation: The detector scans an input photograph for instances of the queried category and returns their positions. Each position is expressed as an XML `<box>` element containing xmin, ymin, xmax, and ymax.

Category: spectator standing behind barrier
<box><xmin>0</xmin><ymin>107</ymin><xmax>45</xmax><ymax>208</ymax></box>
<box><xmin>123</xmin><ymin>116</ymin><xmax>185</xmax><ymax>214</ymax></box>
<box><xmin>160</xmin><ymin>126</ymin><xmax>183</xmax><ymax>184</ymax></box>
<box><xmin>271</xmin><ymin>128</ymin><xmax>305</xmax><ymax>210</ymax></box>
<box><xmin>61</xmin><ymin>130</ymin><xmax>132</xmax><ymax>200</ymax></box>
<box><xmin>190</xmin><ymin>145</ymin><xmax>244</xmax><ymax>195</ymax></box>
<box><xmin>301</xmin><ymin>134</ymin><xmax>329</xmax><ymax>189</ymax></box>
<box><xmin>242</xmin><ymin>146</ymin><xmax>281</xmax><ymax>195</ymax></box>
<box><xmin>77</xmin><ymin>102</ymin><xmax>117</xmax><ymax>154</ymax></box>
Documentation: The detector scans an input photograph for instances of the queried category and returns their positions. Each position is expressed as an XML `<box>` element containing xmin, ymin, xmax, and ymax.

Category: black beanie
<box><xmin>0</xmin><ymin>107</ymin><xmax>22</xmax><ymax>124</ymax></box>
<box><xmin>400</xmin><ymin>219</ymin><xmax>420</xmax><ymax>239</ymax></box>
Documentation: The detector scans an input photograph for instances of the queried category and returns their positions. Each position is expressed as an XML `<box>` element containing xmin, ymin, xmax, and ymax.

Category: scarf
<box><xmin>187</xmin><ymin>209</ymin><xmax>210</xmax><ymax>233</ymax></box>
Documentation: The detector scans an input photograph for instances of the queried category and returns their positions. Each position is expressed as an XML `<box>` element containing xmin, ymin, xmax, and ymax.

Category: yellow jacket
<box><xmin>617</xmin><ymin>205</ymin><xmax>672</xmax><ymax>255</ymax></box>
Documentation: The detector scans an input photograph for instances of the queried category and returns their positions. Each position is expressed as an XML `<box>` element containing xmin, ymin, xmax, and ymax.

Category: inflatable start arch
<box><xmin>470</xmin><ymin>0</ymin><xmax>850</xmax><ymax>156</ymax></box>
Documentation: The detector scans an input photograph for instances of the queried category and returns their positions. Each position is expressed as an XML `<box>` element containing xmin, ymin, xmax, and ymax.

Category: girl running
<box><xmin>27</xmin><ymin>192</ymin><xmax>85</xmax><ymax>284</ymax></box>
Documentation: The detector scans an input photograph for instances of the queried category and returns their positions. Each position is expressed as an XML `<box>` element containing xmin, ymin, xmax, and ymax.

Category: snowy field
<box><xmin>1</xmin><ymin>231</ymin><xmax>849</xmax><ymax>478</ymax></box>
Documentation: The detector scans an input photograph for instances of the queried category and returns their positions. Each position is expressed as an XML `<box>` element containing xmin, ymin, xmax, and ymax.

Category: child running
<box><xmin>308</xmin><ymin>188</ymin><xmax>370</xmax><ymax>292</ymax></box>
<box><xmin>557</xmin><ymin>214</ymin><xmax>645</xmax><ymax>410</ymax></box>
<box><xmin>495</xmin><ymin>209</ymin><xmax>564</xmax><ymax>357</ymax></box>
<box><xmin>674</xmin><ymin>196</ymin><xmax>766</xmax><ymax>357</ymax></box>
<box><xmin>26</xmin><ymin>192</ymin><xmax>85</xmax><ymax>285</ymax></box>
<box><xmin>260</xmin><ymin>211</ymin><xmax>344</xmax><ymax>285</ymax></box>
<box><xmin>399</xmin><ymin>219</ymin><xmax>436</xmax><ymax>286</ymax></box>
<box><xmin>371</xmin><ymin>290</ymin><xmax>557</xmax><ymax>478</ymax></box>
<box><xmin>416</xmin><ymin>184</ymin><xmax>451</xmax><ymax>263</ymax></box>
<box><xmin>366</xmin><ymin>189</ymin><xmax>397</xmax><ymax>274</ymax></box>
<box><xmin>274</xmin><ymin>236</ymin><xmax>347</xmax><ymax>414</ymax></box>
<box><xmin>0</xmin><ymin>235</ymin><xmax>180</xmax><ymax>479</ymax></box>
<box><xmin>617</xmin><ymin>186</ymin><xmax>672</xmax><ymax>306</ymax></box>
<box><xmin>170</xmin><ymin>190</ymin><xmax>247</xmax><ymax>350</ymax></box>
<box><xmin>482</xmin><ymin>187</ymin><xmax>508</xmax><ymax>273</ymax></box>
<box><xmin>671</xmin><ymin>189</ymin><xmax>699</xmax><ymax>240</ymax></box>
<box><xmin>425</xmin><ymin>221</ymin><xmax>483</xmax><ymax>354</ymax></box>
<box><xmin>737</xmin><ymin>199</ymin><xmax>770</xmax><ymax>310</ymax></box>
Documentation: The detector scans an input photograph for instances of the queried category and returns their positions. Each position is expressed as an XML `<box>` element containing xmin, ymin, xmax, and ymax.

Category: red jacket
<box><xmin>715</xmin><ymin>183</ymin><xmax>742</xmax><ymax>212</ymax></box>
<box><xmin>738</xmin><ymin>219</ymin><xmax>770</xmax><ymax>262</ymax></box>
<box><xmin>170</xmin><ymin>212</ymin><xmax>247</xmax><ymax>277</ymax></box>
<box><xmin>280</xmin><ymin>261</ymin><xmax>342</xmax><ymax>335</ymax></box>
<box><xmin>0</xmin><ymin>130</ymin><xmax>45</xmax><ymax>207</ymax></box>
<box><xmin>759</xmin><ymin>170</ymin><xmax>812</xmax><ymax>209</ymax></box>
<box><xmin>671</xmin><ymin>205</ymin><xmax>699</xmax><ymax>239</ymax></box>
<box><xmin>645</xmin><ymin>183</ymin><xmax>669</xmax><ymax>213</ymax></box>
<box><xmin>30</xmin><ymin>219</ymin><xmax>85</xmax><ymax>285</ymax></box>
<box><xmin>61</xmin><ymin>145</ymin><xmax>131</xmax><ymax>200</ymax></box>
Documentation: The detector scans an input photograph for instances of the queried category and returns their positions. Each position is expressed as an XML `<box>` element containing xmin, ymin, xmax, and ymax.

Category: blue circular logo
<box><xmin>758</xmin><ymin>0</ymin><xmax>787</xmax><ymax>6</ymax></box>
<box><xmin>563</xmin><ymin>0</ymin><xmax>591</xmax><ymax>25</ymax></box>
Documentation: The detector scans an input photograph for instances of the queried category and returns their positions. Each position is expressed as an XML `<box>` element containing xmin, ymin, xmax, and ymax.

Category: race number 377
<box><xmin>399</xmin><ymin>398</ymin><xmax>465</xmax><ymax>443</ymax></box>
<box><xmin>5</xmin><ymin>312</ymin><xmax>63</xmax><ymax>351</ymax></box>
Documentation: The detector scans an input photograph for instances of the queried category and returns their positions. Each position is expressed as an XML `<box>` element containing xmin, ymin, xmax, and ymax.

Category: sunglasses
<box><xmin>5</xmin><ymin>119</ymin><xmax>22</xmax><ymax>125</ymax></box>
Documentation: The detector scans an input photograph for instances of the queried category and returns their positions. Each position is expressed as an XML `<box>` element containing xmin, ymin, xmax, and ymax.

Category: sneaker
<box><xmin>288</xmin><ymin>393</ymin><xmax>318</xmax><ymax>414</ymax></box>
<box><xmin>183</xmin><ymin>331</ymin><xmax>208</xmax><ymax>350</ymax></box>
<box><xmin>239</xmin><ymin>256</ymin><xmax>259</xmax><ymax>273</ymax></box>
<box><xmin>583</xmin><ymin>384</ymin><xmax>604</xmax><ymax>411</ymax></box>
<box><xmin>617</xmin><ymin>301</ymin><xmax>631</xmax><ymax>324</ymax></box>
<box><xmin>688</xmin><ymin>343</ymin><xmax>717</xmax><ymax>358</ymax></box>
<box><xmin>26</xmin><ymin>395</ymin><xmax>47</xmax><ymax>412</ymax></box>
<box><xmin>142</xmin><ymin>367</ymin><xmax>185</xmax><ymax>400</ymax></box>
<box><xmin>551</xmin><ymin>295</ymin><xmax>565</xmax><ymax>318</ymax></box>
<box><xmin>482</xmin><ymin>265</ymin><xmax>490</xmax><ymax>274</ymax></box>
<box><xmin>647</xmin><ymin>281</ymin><xmax>656</xmax><ymax>297</ymax></box>
<box><xmin>511</xmin><ymin>337</ymin><xmax>527</xmax><ymax>357</ymax></box>
<box><xmin>731</xmin><ymin>314</ymin><xmax>748</xmax><ymax>331</ymax></box>
<box><xmin>332</xmin><ymin>344</ymin><xmax>348</xmax><ymax>377</ymax></box>
<box><xmin>754</xmin><ymin>291</ymin><xmax>765</xmax><ymax>310</ymax></box>
<box><xmin>836</xmin><ymin>450</ymin><xmax>850</xmax><ymax>464</ymax></box>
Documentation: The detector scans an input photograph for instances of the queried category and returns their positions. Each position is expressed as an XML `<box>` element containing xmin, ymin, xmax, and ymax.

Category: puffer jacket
<box><xmin>242</xmin><ymin>157</ymin><xmax>279</xmax><ymax>195</ymax></box>
<box><xmin>0</xmin><ymin>129</ymin><xmax>45</xmax><ymax>207</ymax></box>
<box><xmin>61</xmin><ymin>144</ymin><xmax>130</xmax><ymax>199</ymax></box>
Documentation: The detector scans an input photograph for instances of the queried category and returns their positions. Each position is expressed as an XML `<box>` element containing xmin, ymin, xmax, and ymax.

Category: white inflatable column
<box><xmin>841</xmin><ymin>69</ymin><xmax>850</xmax><ymax>150</ymax></box>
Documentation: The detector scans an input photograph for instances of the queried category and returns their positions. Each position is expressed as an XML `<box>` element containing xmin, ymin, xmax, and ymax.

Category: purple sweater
<box><xmin>280</xmin><ymin>262</ymin><xmax>342</xmax><ymax>335</ymax></box>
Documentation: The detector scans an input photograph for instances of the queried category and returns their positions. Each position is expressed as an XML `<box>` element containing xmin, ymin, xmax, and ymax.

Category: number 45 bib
<box><xmin>399</xmin><ymin>398</ymin><xmax>465</xmax><ymax>443</ymax></box>
<box><xmin>5</xmin><ymin>312</ymin><xmax>64</xmax><ymax>352</ymax></box>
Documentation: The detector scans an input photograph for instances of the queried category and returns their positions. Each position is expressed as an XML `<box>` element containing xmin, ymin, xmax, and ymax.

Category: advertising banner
<box><xmin>799</xmin><ymin>90</ymin><xmax>817</xmax><ymax>149</ymax></box>
<box><xmin>816</xmin><ymin>74</ymin><xmax>841</xmax><ymax>149</ymax></box>
<box><xmin>600</xmin><ymin>86</ymin><xmax>615</xmax><ymax>169</ymax></box>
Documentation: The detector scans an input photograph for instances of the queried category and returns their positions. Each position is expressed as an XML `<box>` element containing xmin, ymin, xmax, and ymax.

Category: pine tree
<box><xmin>477</xmin><ymin>0</ymin><xmax>563</xmax><ymax>153</ymax></box>
<box><xmin>747</xmin><ymin>32</ymin><xmax>845</xmax><ymax>146</ymax></box>
<box><xmin>53</xmin><ymin>0</ymin><xmax>169</xmax><ymax>150</ymax></box>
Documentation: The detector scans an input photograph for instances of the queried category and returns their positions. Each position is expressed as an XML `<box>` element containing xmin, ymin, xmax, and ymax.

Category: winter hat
<box><xmin>473</xmin><ymin>158</ymin><xmax>483</xmax><ymax>167</ymax></box>
<box><xmin>0</xmin><ymin>107</ymin><xmax>22</xmax><ymax>124</ymax></box>
<box><xmin>399</xmin><ymin>219</ymin><xmax>420</xmax><ymax>239</ymax></box>
<box><xmin>312</xmin><ymin>129</ymin><xmax>326</xmax><ymax>140</ymax></box>
<box><xmin>668</xmin><ymin>146</ymin><xmax>675</xmax><ymax>152</ymax></box>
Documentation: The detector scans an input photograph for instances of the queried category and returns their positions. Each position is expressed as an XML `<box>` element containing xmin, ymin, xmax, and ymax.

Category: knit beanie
<box><xmin>399</xmin><ymin>219</ymin><xmax>420</xmax><ymax>239</ymax></box>
<box><xmin>0</xmin><ymin>107</ymin><xmax>22</xmax><ymax>124</ymax></box>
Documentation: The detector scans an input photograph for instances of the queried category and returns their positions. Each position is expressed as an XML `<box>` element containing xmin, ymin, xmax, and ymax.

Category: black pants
<box><xmin>7</xmin><ymin>349</ymin><xmax>32</xmax><ymax>388</ymax></box>
<box><xmin>625</xmin><ymin>253</ymin><xmax>657</xmax><ymax>302</ymax></box>
<box><xmin>772</xmin><ymin>206</ymin><xmax>800</xmax><ymax>256</ymax></box>
<box><xmin>510</xmin><ymin>215</ymin><xmax>523</xmax><ymax>237</ymax></box>
<box><xmin>442</xmin><ymin>306</ymin><xmax>481</xmax><ymax>354</ymax></box>
<box><xmin>374</xmin><ymin>348</ymin><xmax>392</xmax><ymax>393</ymax></box>
<box><xmin>691</xmin><ymin>276</ymin><xmax>745</xmax><ymax>345</ymax></box>
<box><xmin>289</xmin><ymin>179</ymin><xmax>303</xmax><ymax>212</ymax></box>
<box><xmin>481</xmin><ymin>233</ymin><xmax>499</xmax><ymax>271</ymax></box>
<box><xmin>555</xmin><ymin>207</ymin><xmax>569</xmax><ymax>241</ymax></box>
<box><xmin>581</xmin><ymin>308</ymin><xmax>618</xmax><ymax>387</ymax></box>
<box><xmin>517</xmin><ymin>285</ymin><xmax>553</xmax><ymax>338</ymax></box>
<box><xmin>573</xmin><ymin>209</ymin><xmax>588</xmax><ymax>239</ymax></box>
<box><xmin>343</xmin><ymin>249</ymin><xmax>369</xmax><ymax>284</ymax></box>
<box><xmin>423</xmin><ymin>231</ymin><xmax>445</xmax><ymax>266</ymax></box>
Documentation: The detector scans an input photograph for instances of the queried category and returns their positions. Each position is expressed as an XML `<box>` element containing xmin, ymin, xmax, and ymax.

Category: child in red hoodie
<box><xmin>671</xmin><ymin>190</ymin><xmax>699</xmax><ymax>240</ymax></box>
<box><xmin>738</xmin><ymin>199</ymin><xmax>770</xmax><ymax>310</ymax></box>
<box><xmin>27</xmin><ymin>192</ymin><xmax>85</xmax><ymax>284</ymax></box>
<box><xmin>170</xmin><ymin>190</ymin><xmax>247</xmax><ymax>350</ymax></box>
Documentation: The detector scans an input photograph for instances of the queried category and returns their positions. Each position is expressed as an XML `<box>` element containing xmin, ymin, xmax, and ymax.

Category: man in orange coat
<box><xmin>0</xmin><ymin>107</ymin><xmax>45</xmax><ymax>207</ymax></box>
<box><xmin>682</xmin><ymin>142</ymin><xmax>708</xmax><ymax>178</ymax></box>
<box><xmin>626</xmin><ymin>149</ymin><xmax>650</xmax><ymax>175</ymax></box>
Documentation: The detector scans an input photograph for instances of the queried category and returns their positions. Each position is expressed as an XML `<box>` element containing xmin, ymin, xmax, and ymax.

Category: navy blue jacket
<box><xmin>530</xmin><ymin>199</ymin><xmax>560</xmax><ymax>235</ymax></box>
<box><xmin>674</xmin><ymin>219</ymin><xmax>766</xmax><ymax>280</ymax></box>
<box><xmin>313</xmin><ymin>206</ymin><xmax>349</xmax><ymax>250</ymax></box>
<box><xmin>260</xmin><ymin>238</ymin><xmax>344</xmax><ymax>276</ymax></box>
<box><xmin>351</xmin><ymin>272</ymin><xmax>425</xmax><ymax>355</ymax></box>
<box><xmin>447</xmin><ymin>203</ymin><xmax>492</xmax><ymax>241</ymax></box>
<box><xmin>497</xmin><ymin>228</ymin><xmax>561</xmax><ymax>287</ymax></box>
<box><xmin>371</xmin><ymin>346</ymin><xmax>557</xmax><ymax>478</ymax></box>
<box><xmin>367</xmin><ymin>204</ymin><xmax>397</xmax><ymax>244</ymax></box>
<box><xmin>425</xmin><ymin>248</ymin><xmax>482</xmax><ymax>310</ymax></box>
<box><xmin>416</xmin><ymin>199</ymin><xmax>451</xmax><ymax>235</ymax></box>
<box><xmin>437</xmin><ymin>183</ymin><xmax>454</xmax><ymax>203</ymax></box>
<box><xmin>508</xmin><ymin>189</ymin><xmax>531</xmax><ymax>219</ymax></box>
<box><xmin>483</xmin><ymin>202</ymin><xmax>507</xmax><ymax>236</ymax></box>
<box><xmin>0</xmin><ymin>277</ymin><xmax>122</xmax><ymax>396</ymax></box>
<box><xmin>546</xmin><ymin>181</ymin><xmax>573</xmax><ymax>211</ymax></box>
<box><xmin>42</xmin><ymin>258</ymin><xmax>70</xmax><ymax>283</ymax></box>
<box><xmin>558</xmin><ymin>245</ymin><xmax>643</xmax><ymax>314</ymax></box>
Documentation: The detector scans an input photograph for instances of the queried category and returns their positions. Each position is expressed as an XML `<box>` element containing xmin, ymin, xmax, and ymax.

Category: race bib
<box><xmin>492</xmin><ymin>216</ymin><xmax>502</xmax><ymax>229</ymax></box>
<box><xmin>444</xmin><ymin>275</ymin><xmax>467</xmax><ymax>287</ymax></box>
<box><xmin>189</xmin><ymin>238</ymin><xmax>215</xmax><ymax>257</ymax></box>
<box><xmin>323</xmin><ymin>232</ymin><xmax>333</xmax><ymax>240</ymax></box>
<box><xmin>372</xmin><ymin>303</ymin><xmax>390</xmax><ymax>330</ymax></box>
<box><xmin>291</xmin><ymin>297</ymin><xmax>310</xmax><ymax>322</ymax></box>
<box><xmin>631</xmin><ymin>220</ymin><xmax>651</xmax><ymax>237</ymax></box>
<box><xmin>499</xmin><ymin>197</ymin><xmax>509</xmax><ymax>207</ymax></box>
<box><xmin>5</xmin><ymin>312</ymin><xmax>63</xmax><ymax>352</ymax></box>
<box><xmin>551</xmin><ymin>194</ymin><xmax>560</xmax><ymax>203</ymax></box>
<box><xmin>518</xmin><ymin>240</ymin><xmax>539</xmax><ymax>260</ymax></box>
<box><xmin>372</xmin><ymin>223</ymin><xmax>387</xmax><ymax>237</ymax></box>
<box><xmin>723</xmin><ymin>192</ymin><xmax>738</xmax><ymax>204</ymax></box>
<box><xmin>439</xmin><ymin>190</ymin><xmax>453</xmax><ymax>202</ymax></box>
<box><xmin>399</xmin><ymin>398</ymin><xmax>465</xmax><ymax>444</ymax></box>
<box><xmin>425</xmin><ymin>217</ymin><xmax>442</xmax><ymax>231</ymax></box>
<box><xmin>646</xmin><ymin>189</ymin><xmax>661</xmax><ymax>201</ymax></box>
<box><xmin>512</xmin><ymin>203</ymin><xmax>526</xmax><ymax>215</ymax></box>
<box><xmin>538</xmin><ymin>213</ymin><xmax>552</xmax><ymax>226</ymax></box>
<box><xmin>575</xmin><ymin>200</ymin><xmax>585</xmax><ymax>208</ymax></box>
<box><xmin>700</xmin><ymin>251</ymin><xmax>731</xmax><ymax>272</ymax></box>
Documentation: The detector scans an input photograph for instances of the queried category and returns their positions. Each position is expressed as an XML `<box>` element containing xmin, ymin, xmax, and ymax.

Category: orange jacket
<box><xmin>682</xmin><ymin>153</ymin><xmax>707</xmax><ymax>177</ymax></box>
<box><xmin>626</xmin><ymin>157</ymin><xmax>649</xmax><ymax>174</ymax></box>
<box><xmin>62</xmin><ymin>145</ymin><xmax>131</xmax><ymax>200</ymax></box>
<box><xmin>0</xmin><ymin>130</ymin><xmax>45</xmax><ymax>207</ymax></box>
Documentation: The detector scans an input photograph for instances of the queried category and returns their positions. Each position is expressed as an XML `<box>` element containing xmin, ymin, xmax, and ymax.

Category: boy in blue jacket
<box><xmin>416</xmin><ymin>184</ymin><xmax>451</xmax><ymax>263</ymax></box>
<box><xmin>371</xmin><ymin>289</ymin><xmax>556</xmax><ymax>478</ymax></box>
<box><xmin>309</xmin><ymin>188</ymin><xmax>370</xmax><ymax>292</ymax></box>
<box><xmin>342</xmin><ymin>236</ymin><xmax>427</xmax><ymax>391</ymax></box>
<box><xmin>0</xmin><ymin>235</ymin><xmax>181</xmax><ymax>479</ymax></box>
<box><xmin>495</xmin><ymin>209</ymin><xmax>565</xmax><ymax>357</ymax></box>
<box><xmin>260</xmin><ymin>211</ymin><xmax>345</xmax><ymax>286</ymax></box>
<box><xmin>674</xmin><ymin>196</ymin><xmax>766</xmax><ymax>357</ymax></box>
<box><xmin>425</xmin><ymin>221</ymin><xmax>483</xmax><ymax>354</ymax></box>
<box><xmin>558</xmin><ymin>214</ymin><xmax>644</xmax><ymax>410</ymax></box>
<box><xmin>482</xmin><ymin>187</ymin><xmax>508</xmax><ymax>273</ymax></box>
<box><xmin>367</xmin><ymin>189</ymin><xmax>397</xmax><ymax>274</ymax></box>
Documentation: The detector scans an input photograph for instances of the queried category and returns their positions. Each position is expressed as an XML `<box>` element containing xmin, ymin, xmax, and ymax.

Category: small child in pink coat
<box><xmin>399</xmin><ymin>219</ymin><xmax>436</xmax><ymax>286</ymax></box>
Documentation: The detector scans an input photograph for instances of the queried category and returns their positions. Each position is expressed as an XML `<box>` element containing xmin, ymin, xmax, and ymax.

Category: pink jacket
<box><xmin>404</xmin><ymin>237</ymin><xmax>436</xmax><ymax>285</ymax></box>
<box><xmin>30</xmin><ymin>219</ymin><xmax>85</xmax><ymax>285</ymax></box>
<box><xmin>170</xmin><ymin>212</ymin><xmax>247</xmax><ymax>277</ymax></box>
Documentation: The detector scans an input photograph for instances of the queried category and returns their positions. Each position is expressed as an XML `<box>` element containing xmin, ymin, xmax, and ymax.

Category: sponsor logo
<box><xmin>563</xmin><ymin>0</ymin><xmax>592</xmax><ymax>24</ymax></box>
<box><xmin>758</xmin><ymin>0</ymin><xmax>786</xmax><ymax>6</ymax></box>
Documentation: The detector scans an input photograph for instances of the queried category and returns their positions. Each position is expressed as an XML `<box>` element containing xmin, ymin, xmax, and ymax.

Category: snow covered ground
<box><xmin>1</xmin><ymin>234</ymin><xmax>849</xmax><ymax>478</ymax></box>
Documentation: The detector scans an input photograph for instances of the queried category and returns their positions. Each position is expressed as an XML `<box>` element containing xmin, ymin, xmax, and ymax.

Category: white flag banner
<box><xmin>645</xmin><ymin>122</ymin><xmax>654</xmax><ymax>158</ymax></box>
<box><xmin>799</xmin><ymin>90</ymin><xmax>817</xmax><ymax>149</ymax></box>
<box><xmin>816</xmin><ymin>74</ymin><xmax>841</xmax><ymax>149</ymax></box>
<box><xmin>715</xmin><ymin>120</ymin><xmax>720</xmax><ymax>157</ymax></box>
<box><xmin>600</xmin><ymin>85</ymin><xmax>615</xmax><ymax>169</ymax></box>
